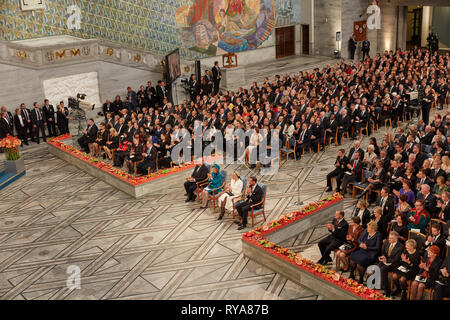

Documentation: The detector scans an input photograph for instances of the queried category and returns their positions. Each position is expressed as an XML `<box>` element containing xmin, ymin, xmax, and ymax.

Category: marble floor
<box><xmin>0</xmin><ymin>122</ymin><xmax>393</xmax><ymax>300</ymax></box>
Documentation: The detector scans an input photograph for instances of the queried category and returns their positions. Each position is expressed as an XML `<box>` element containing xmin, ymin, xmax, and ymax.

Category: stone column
<box><xmin>421</xmin><ymin>6</ymin><xmax>433</xmax><ymax>48</ymax></box>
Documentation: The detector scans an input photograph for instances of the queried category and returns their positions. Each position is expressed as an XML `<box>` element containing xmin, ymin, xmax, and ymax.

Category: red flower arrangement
<box><xmin>0</xmin><ymin>135</ymin><xmax>22</xmax><ymax>160</ymax></box>
<box><xmin>47</xmin><ymin>134</ymin><xmax>214</xmax><ymax>186</ymax></box>
<box><xmin>242</xmin><ymin>193</ymin><xmax>389</xmax><ymax>300</ymax></box>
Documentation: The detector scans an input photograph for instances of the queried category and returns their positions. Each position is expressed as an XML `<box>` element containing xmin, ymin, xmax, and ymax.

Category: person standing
<box><xmin>421</xmin><ymin>86</ymin><xmax>433</xmax><ymax>125</ymax></box>
<box><xmin>212</xmin><ymin>61</ymin><xmax>222</xmax><ymax>95</ymax></box>
<box><xmin>0</xmin><ymin>111</ymin><xmax>13</xmax><ymax>139</ymax></box>
<box><xmin>13</xmin><ymin>108</ymin><xmax>28</xmax><ymax>145</ymax></box>
<box><xmin>0</xmin><ymin>106</ymin><xmax>13</xmax><ymax>136</ymax></box>
<box><xmin>349</xmin><ymin>34</ymin><xmax>357</xmax><ymax>60</ymax></box>
<box><xmin>361</xmin><ymin>39</ymin><xmax>370</xmax><ymax>61</ymax></box>
<box><xmin>20</xmin><ymin>103</ymin><xmax>33</xmax><ymax>141</ymax></box>
<box><xmin>43</xmin><ymin>99</ymin><xmax>56</xmax><ymax>137</ymax></box>
<box><xmin>30</xmin><ymin>102</ymin><xmax>47</xmax><ymax>144</ymax></box>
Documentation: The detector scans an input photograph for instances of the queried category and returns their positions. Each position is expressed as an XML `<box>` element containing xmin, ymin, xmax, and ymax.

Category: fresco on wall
<box><xmin>175</xmin><ymin>0</ymin><xmax>275</xmax><ymax>55</ymax></box>
<box><xmin>274</xmin><ymin>0</ymin><xmax>300</xmax><ymax>27</ymax></box>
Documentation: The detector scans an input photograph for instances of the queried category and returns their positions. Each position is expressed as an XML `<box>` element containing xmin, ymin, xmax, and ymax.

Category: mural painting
<box><xmin>176</xmin><ymin>0</ymin><xmax>276</xmax><ymax>56</ymax></box>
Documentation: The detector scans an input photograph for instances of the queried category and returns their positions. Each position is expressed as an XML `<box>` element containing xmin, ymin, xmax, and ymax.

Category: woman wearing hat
<box><xmin>409</xmin><ymin>245</ymin><xmax>442</xmax><ymax>300</ymax></box>
<box><xmin>217</xmin><ymin>171</ymin><xmax>244</xmax><ymax>220</ymax></box>
<box><xmin>200</xmin><ymin>164</ymin><xmax>224</xmax><ymax>209</ymax></box>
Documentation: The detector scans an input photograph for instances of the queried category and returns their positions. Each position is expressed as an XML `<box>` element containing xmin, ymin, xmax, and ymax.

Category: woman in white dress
<box><xmin>218</xmin><ymin>172</ymin><xmax>244</xmax><ymax>220</ymax></box>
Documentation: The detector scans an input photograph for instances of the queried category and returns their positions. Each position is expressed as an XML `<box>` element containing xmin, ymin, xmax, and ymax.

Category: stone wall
<box><xmin>313</xmin><ymin>0</ymin><xmax>342</xmax><ymax>56</ymax></box>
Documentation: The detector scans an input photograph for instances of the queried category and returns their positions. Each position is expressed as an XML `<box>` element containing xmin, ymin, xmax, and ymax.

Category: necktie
<box><xmin>388</xmin><ymin>244</ymin><xmax>394</xmax><ymax>256</ymax></box>
<box><xmin>37</xmin><ymin>109</ymin><xmax>41</xmax><ymax>121</ymax></box>
<box><xmin>24</xmin><ymin>110</ymin><xmax>29</xmax><ymax>120</ymax></box>
<box><xmin>353</xmin><ymin>160</ymin><xmax>357</xmax><ymax>170</ymax></box>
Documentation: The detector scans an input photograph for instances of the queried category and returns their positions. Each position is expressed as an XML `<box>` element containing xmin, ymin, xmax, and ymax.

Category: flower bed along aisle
<box><xmin>242</xmin><ymin>193</ymin><xmax>389</xmax><ymax>300</ymax></box>
<box><xmin>47</xmin><ymin>134</ymin><xmax>218</xmax><ymax>187</ymax></box>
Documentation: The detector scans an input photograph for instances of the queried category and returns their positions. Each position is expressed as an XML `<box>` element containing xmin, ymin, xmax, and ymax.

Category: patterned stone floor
<box><xmin>0</xmin><ymin>124</ymin><xmax>391</xmax><ymax>300</ymax></box>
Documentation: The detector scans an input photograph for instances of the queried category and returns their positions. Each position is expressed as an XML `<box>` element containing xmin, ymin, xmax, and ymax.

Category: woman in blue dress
<box><xmin>200</xmin><ymin>164</ymin><xmax>223</xmax><ymax>208</ymax></box>
<box><xmin>349</xmin><ymin>221</ymin><xmax>382</xmax><ymax>284</ymax></box>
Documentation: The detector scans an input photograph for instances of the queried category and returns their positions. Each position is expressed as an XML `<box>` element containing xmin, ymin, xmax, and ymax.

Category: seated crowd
<box><xmin>321</xmin><ymin>109</ymin><xmax>450</xmax><ymax>299</ymax></box>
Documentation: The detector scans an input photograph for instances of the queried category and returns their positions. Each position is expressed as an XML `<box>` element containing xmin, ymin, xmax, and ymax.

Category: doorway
<box><xmin>406</xmin><ymin>6</ymin><xmax>423</xmax><ymax>49</ymax></box>
<box><xmin>301</xmin><ymin>24</ymin><xmax>310</xmax><ymax>55</ymax></box>
<box><xmin>275</xmin><ymin>26</ymin><xmax>295</xmax><ymax>59</ymax></box>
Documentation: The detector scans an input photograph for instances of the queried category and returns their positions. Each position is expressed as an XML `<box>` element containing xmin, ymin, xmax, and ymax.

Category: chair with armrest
<box><xmin>231</xmin><ymin>177</ymin><xmax>247</xmax><ymax>219</ymax></box>
<box><xmin>208</xmin><ymin>170</ymin><xmax>228</xmax><ymax>209</ymax></box>
<box><xmin>250</xmin><ymin>184</ymin><xmax>267</xmax><ymax>227</ymax></box>
<box><xmin>195</xmin><ymin>164</ymin><xmax>211</xmax><ymax>201</ymax></box>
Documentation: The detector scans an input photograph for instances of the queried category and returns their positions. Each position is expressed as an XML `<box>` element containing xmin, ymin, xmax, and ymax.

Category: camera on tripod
<box><xmin>68</xmin><ymin>93</ymin><xmax>95</xmax><ymax>111</ymax></box>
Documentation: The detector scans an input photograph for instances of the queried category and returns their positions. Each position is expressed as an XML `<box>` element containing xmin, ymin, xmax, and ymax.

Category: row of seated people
<box><xmin>75</xmin><ymin>48</ymin><xmax>447</xmax><ymax>169</ymax></box>
<box><xmin>318</xmin><ymin>207</ymin><xmax>449</xmax><ymax>300</ymax></box>
<box><xmin>183</xmin><ymin>162</ymin><xmax>266</xmax><ymax>231</ymax></box>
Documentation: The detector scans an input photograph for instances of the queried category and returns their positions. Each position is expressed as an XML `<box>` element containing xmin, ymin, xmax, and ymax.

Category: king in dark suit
<box><xmin>235</xmin><ymin>177</ymin><xmax>263</xmax><ymax>230</ymax></box>
<box><xmin>184</xmin><ymin>162</ymin><xmax>209</xmax><ymax>202</ymax></box>
<box><xmin>77</xmin><ymin>119</ymin><xmax>98</xmax><ymax>153</ymax></box>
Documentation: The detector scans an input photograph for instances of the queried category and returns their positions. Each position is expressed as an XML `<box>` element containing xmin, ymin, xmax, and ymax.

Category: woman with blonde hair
<box><xmin>349</xmin><ymin>221</ymin><xmax>382</xmax><ymax>284</ymax></box>
<box><xmin>217</xmin><ymin>171</ymin><xmax>244</xmax><ymax>220</ymax></box>
<box><xmin>441</xmin><ymin>156</ymin><xmax>450</xmax><ymax>173</ymax></box>
<box><xmin>104</xmin><ymin>127</ymin><xmax>119</xmax><ymax>160</ymax></box>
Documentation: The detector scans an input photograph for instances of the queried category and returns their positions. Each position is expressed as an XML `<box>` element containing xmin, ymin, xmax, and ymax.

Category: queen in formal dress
<box><xmin>217</xmin><ymin>171</ymin><xmax>244</xmax><ymax>220</ymax></box>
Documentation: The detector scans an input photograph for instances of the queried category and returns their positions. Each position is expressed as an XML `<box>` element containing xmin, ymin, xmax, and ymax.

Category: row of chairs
<box><xmin>193</xmin><ymin>164</ymin><xmax>268</xmax><ymax>227</ymax></box>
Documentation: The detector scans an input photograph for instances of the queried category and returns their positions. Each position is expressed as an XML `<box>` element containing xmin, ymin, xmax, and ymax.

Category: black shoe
<box><xmin>334</xmin><ymin>188</ymin><xmax>341</xmax><ymax>193</ymax></box>
<box><xmin>317</xmin><ymin>258</ymin><xmax>324</xmax><ymax>264</ymax></box>
<box><xmin>325</xmin><ymin>187</ymin><xmax>332</xmax><ymax>192</ymax></box>
<box><xmin>218</xmin><ymin>213</ymin><xmax>224</xmax><ymax>220</ymax></box>
<box><xmin>349</xmin><ymin>273</ymin><xmax>355</xmax><ymax>280</ymax></box>
<box><xmin>103</xmin><ymin>154</ymin><xmax>106</xmax><ymax>159</ymax></box>
<box><xmin>237</xmin><ymin>224</ymin><xmax>246</xmax><ymax>230</ymax></box>
<box><xmin>185</xmin><ymin>198</ymin><xmax>191</xmax><ymax>203</ymax></box>
<box><xmin>234</xmin><ymin>220</ymin><xmax>241</xmax><ymax>225</ymax></box>
<box><xmin>326</xmin><ymin>257</ymin><xmax>333</xmax><ymax>264</ymax></box>
<box><xmin>24</xmin><ymin>141</ymin><xmax>29</xmax><ymax>146</ymax></box>
<box><xmin>401</xmin><ymin>290</ymin><xmax>407</xmax><ymax>300</ymax></box>
<box><xmin>200</xmin><ymin>206</ymin><xmax>207</xmax><ymax>209</ymax></box>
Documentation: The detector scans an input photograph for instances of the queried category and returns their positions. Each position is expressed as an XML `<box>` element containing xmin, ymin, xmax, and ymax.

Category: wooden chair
<box><xmin>134</xmin><ymin>159</ymin><xmax>144</xmax><ymax>175</ymax></box>
<box><xmin>279</xmin><ymin>138</ymin><xmax>296</xmax><ymax>167</ymax></box>
<box><xmin>383</xmin><ymin>118</ymin><xmax>392</xmax><ymax>130</ymax></box>
<box><xmin>324</xmin><ymin>130</ymin><xmax>334</xmax><ymax>148</ymax></box>
<box><xmin>339</xmin><ymin>131</ymin><xmax>350</xmax><ymax>146</ymax></box>
<box><xmin>208</xmin><ymin>170</ymin><xmax>228</xmax><ymax>209</ymax></box>
<box><xmin>428</xmin><ymin>218</ymin><xmax>446</xmax><ymax>234</ymax></box>
<box><xmin>352</xmin><ymin>170</ymin><xmax>372</xmax><ymax>199</ymax></box>
<box><xmin>249</xmin><ymin>184</ymin><xmax>267</xmax><ymax>227</ymax></box>
<box><xmin>359</xmin><ymin>123</ymin><xmax>369</xmax><ymax>139</ymax></box>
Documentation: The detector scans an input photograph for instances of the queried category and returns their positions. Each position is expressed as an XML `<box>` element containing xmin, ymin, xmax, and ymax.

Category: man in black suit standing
<box><xmin>0</xmin><ymin>110</ymin><xmax>13</xmax><ymax>139</ymax></box>
<box><xmin>378</xmin><ymin>187</ymin><xmax>395</xmax><ymax>221</ymax></box>
<box><xmin>20</xmin><ymin>103</ymin><xmax>33</xmax><ymax>141</ymax></box>
<box><xmin>318</xmin><ymin>210</ymin><xmax>349</xmax><ymax>265</ymax></box>
<box><xmin>126</xmin><ymin>87</ymin><xmax>138</xmax><ymax>112</ymax></box>
<box><xmin>13</xmin><ymin>108</ymin><xmax>28</xmax><ymax>145</ymax></box>
<box><xmin>326</xmin><ymin>149</ymin><xmax>348</xmax><ymax>193</ymax></box>
<box><xmin>235</xmin><ymin>177</ymin><xmax>263</xmax><ymax>230</ymax></box>
<box><xmin>184</xmin><ymin>161</ymin><xmax>209</xmax><ymax>202</ymax></box>
<box><xmin>43</xmin><ymin>99</ymin><xmax>56</xmax><ymax>137</ymax></box>
<box><xmin>361</xmin><ymin>39</ymin><xmax>370</xmax><ymax>61</ymax></box>
<box><xmin>349</xmin><ymin>34</ymin><xmax>357</xmax><ymax>60</ymax></box>
<box><xmin>212</xmin><ymin>61</ymin><xmax>222</xmax><ymax>95</ymax></box>
<box><xmin>30</xmin><ymin>102</ymin><xmax>47</xmax><ymax>144</ymax></box>
<box><xmin>156</xmin><ymin>81</ymin><xmax>169</xmax><ymax>108</ymax></box>
<box><xmin>377</xmin><ymin>231</ymin><xmax>404</xmax><ymax>297</ymax></box>
<box><xmin>77</xmin><ymin>118</ymin><xmax>98</xmax><ymax>153</ymax></box>
<box><xmin>137</xmin><ymin>140</ymin><xmax>158</xmax><ymax>175</ymax></box>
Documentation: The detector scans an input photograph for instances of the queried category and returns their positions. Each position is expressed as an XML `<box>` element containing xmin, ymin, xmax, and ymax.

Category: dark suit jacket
<box><xmin>381</xmin><ymin>241</ymin><xmax>404</xmax><ymax>266</ymax></box>
<box><xmin>356</xmin><ymin>208</ymin><xmax>372</xmax><ymax>229</ymax></box>
<box><xmin>417</xmin><ymin>192</ymin><xmax>437</xmax><ymax>215</ymax></box>
<box><xmin>143</xmin><ymin>146</ymin><xmax>157</xmax><ymax>163</ymax></box>
<box><xmin>191</xmin><ymin>164</ymin><xmax>209</xmax><ymax>183</ymax></box>
<box><xmin>348</xmin><ymin>147</ymin><xmax>365</xmax><ymax>161</ymax></box>
<box><xmin>30</xmin><ymin>108</ymin><xmax>46</xmax><ymax>126</ymax></box>
<box><xmin>246</xmin><ymin>184</ymin><xmax>264</xmax><ymax>209</ymax></box>
<box><xmin>424</xmin><ymin>233</ymin><xmax>446</xmax><ymax>254</ymax></box>
<box><xmin>329</xmin><ymin>218</ymin><xmax>349</xmax><ymax>243</ymax></box>
<box><xmin>0</xmin><ymin>117</ymin><xmax>13</xmax><ymax>138</ymax></box>
<box><xmin>378</xmin><ymin>196</ymin><xmax>395</xmax><ymax>220</ymax></box>
<box><xmin>85</xmin><ymin>124</ymin><xmax>98</xmax><ymax>142</ymax></box>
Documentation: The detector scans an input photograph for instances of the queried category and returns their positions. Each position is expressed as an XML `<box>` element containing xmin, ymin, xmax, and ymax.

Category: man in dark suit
<box><xmin>126</xmin><ymin>87</ymin><xmax>138</xmax><ymax>111</ymax></box>
<box><xmin>146</xmin><ymin>81</ymin><xmax>157</xmax><ymax>108</ymax></box>
<box><xmin>212</xmin><ymin>61</ymin><xmax>222</xmax><ymax>95</ymax></box>
<box><xmin>137</xmin><ymin>140</ymin><xmax>158</xmax><ymax>175</ymax></box>
<box><xmin>13</xmin><ymin>108</ymin><xmax>28</xmax><ymax>145</ymax></box>
<box><xmin>0</xmin><ymin>111</ymin><xmax>13</xmax><ymax>139</ymax></box>
<box><xmin>318</xmin><ymin>210</ymin><xmax>349</xmax><ymax>264</ymax></box>
<box><xmin>415</xmin><ymin>170</ymin><xmax>432</xmax><ymax>194</ymax></box>
<box><xmin>102</xmin><ymin>99</ymin><xmax>114</xmax><ymax>121</ymax></box>
<box><xmin>1</xmin><ymin>106</ymin><xmax>14</xmax><ymax>135</ymax></box>
<box><xmin>378</xmin><ymin>187</ymin><xmax>395</xmax><ymax>221</ymax></box>
<box><xmin>20</xmin><ymin>103</ymin><xmax>33</xmax><ymax>141</ymax></box>
<box><xmin>424</xmin><ymin>223</ymin><xmax>447</xmax><ymax>254</ymax></box>
<box><xmin>434</xmin><ymin>192</ymin><xmax>450</xmax><ymax>220</ymax></box>
<box><xmin>77</xmin><ymin>119</ymin><xmax>98</xmax><ymax>153</ymax></box>
<box><xmin>348</xmin><ymin>140</ymin><xmax>365</xmax><ymax>163</ymax></box>
<box><xmin>361</xmin><ymin>39</ymin><xmax>370</xmax><ymax>61</ymax></box>
<box><xmin>184</xmin><ymin>161</ymin><xmax>209</xmax><ymax>202</ymax></box>
<box><xmin>337</xmin><ymin>108</ymin><xmax>351</xmax><ymax>144</ymax></box>
<box><xmin>30</xmin><ymin>102</ymin><xmax>47</xmax><ymax>144</ymax></box>
<box><xmin>349</xmin><ymin>34</ymin><xmax>357</xmax><ymax>60</ymax></box>
<box><xmin>43</xmin><ymin>99</ymin><xmax>56</xmax><ymax>137</ymax></box>
<box><xmin>377</xmin><ymin>231</ymin><xmax>404</xmax><ymax>297</ymax></box>
<box><xmin>341</xmin><ymin>150</ymin><xmax>364</xmax><ymax>195</ymax></box>
<box><xmin>156</xmin><ymin>81</ymin><xmax>169</xmax><ymax>107</ymax></box>
<box><xmin>235</xmin><ymin>177</ymin><xmax>263</xmax><ymax>230</ymax></box>
<box><xmin>326</xmin><ymin>149</ymin><xmax>349</xmax><ymax>192</ymax></box>
<box><xmin>417</xmin><ymin>184</ymin><xmax>437</xmax><ymax>217</ymax></box>
<box><xmin>295</xmin><ymin>122</ymin><xmax>311</xmax><ymax>158</ymax></box>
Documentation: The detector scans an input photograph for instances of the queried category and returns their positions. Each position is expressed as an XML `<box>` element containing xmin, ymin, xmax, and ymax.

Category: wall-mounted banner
<box><xmin>354</xmin><ymin>20</ymin><xmax>367</xmax><ymax>42</ymax></box>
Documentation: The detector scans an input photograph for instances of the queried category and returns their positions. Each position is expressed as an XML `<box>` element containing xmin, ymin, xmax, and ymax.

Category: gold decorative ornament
<box><xmin>106</xmin><ymin>47</ymin><xmax>114</xmax><ymax>56</ymax></box>
<box><xmin>184</xmin><ymin>66</ymin><xmax>190</xmax><ymax>73</ymax></box>
<box><xmin>134</xmin><ymin>54</ymin><xmax>141</xmax><ymax>62</ymax></box>
<box><xmin>17</xmin><ymin>50</ymin><xmax>27</xmax><ymax>59</ymax></box>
